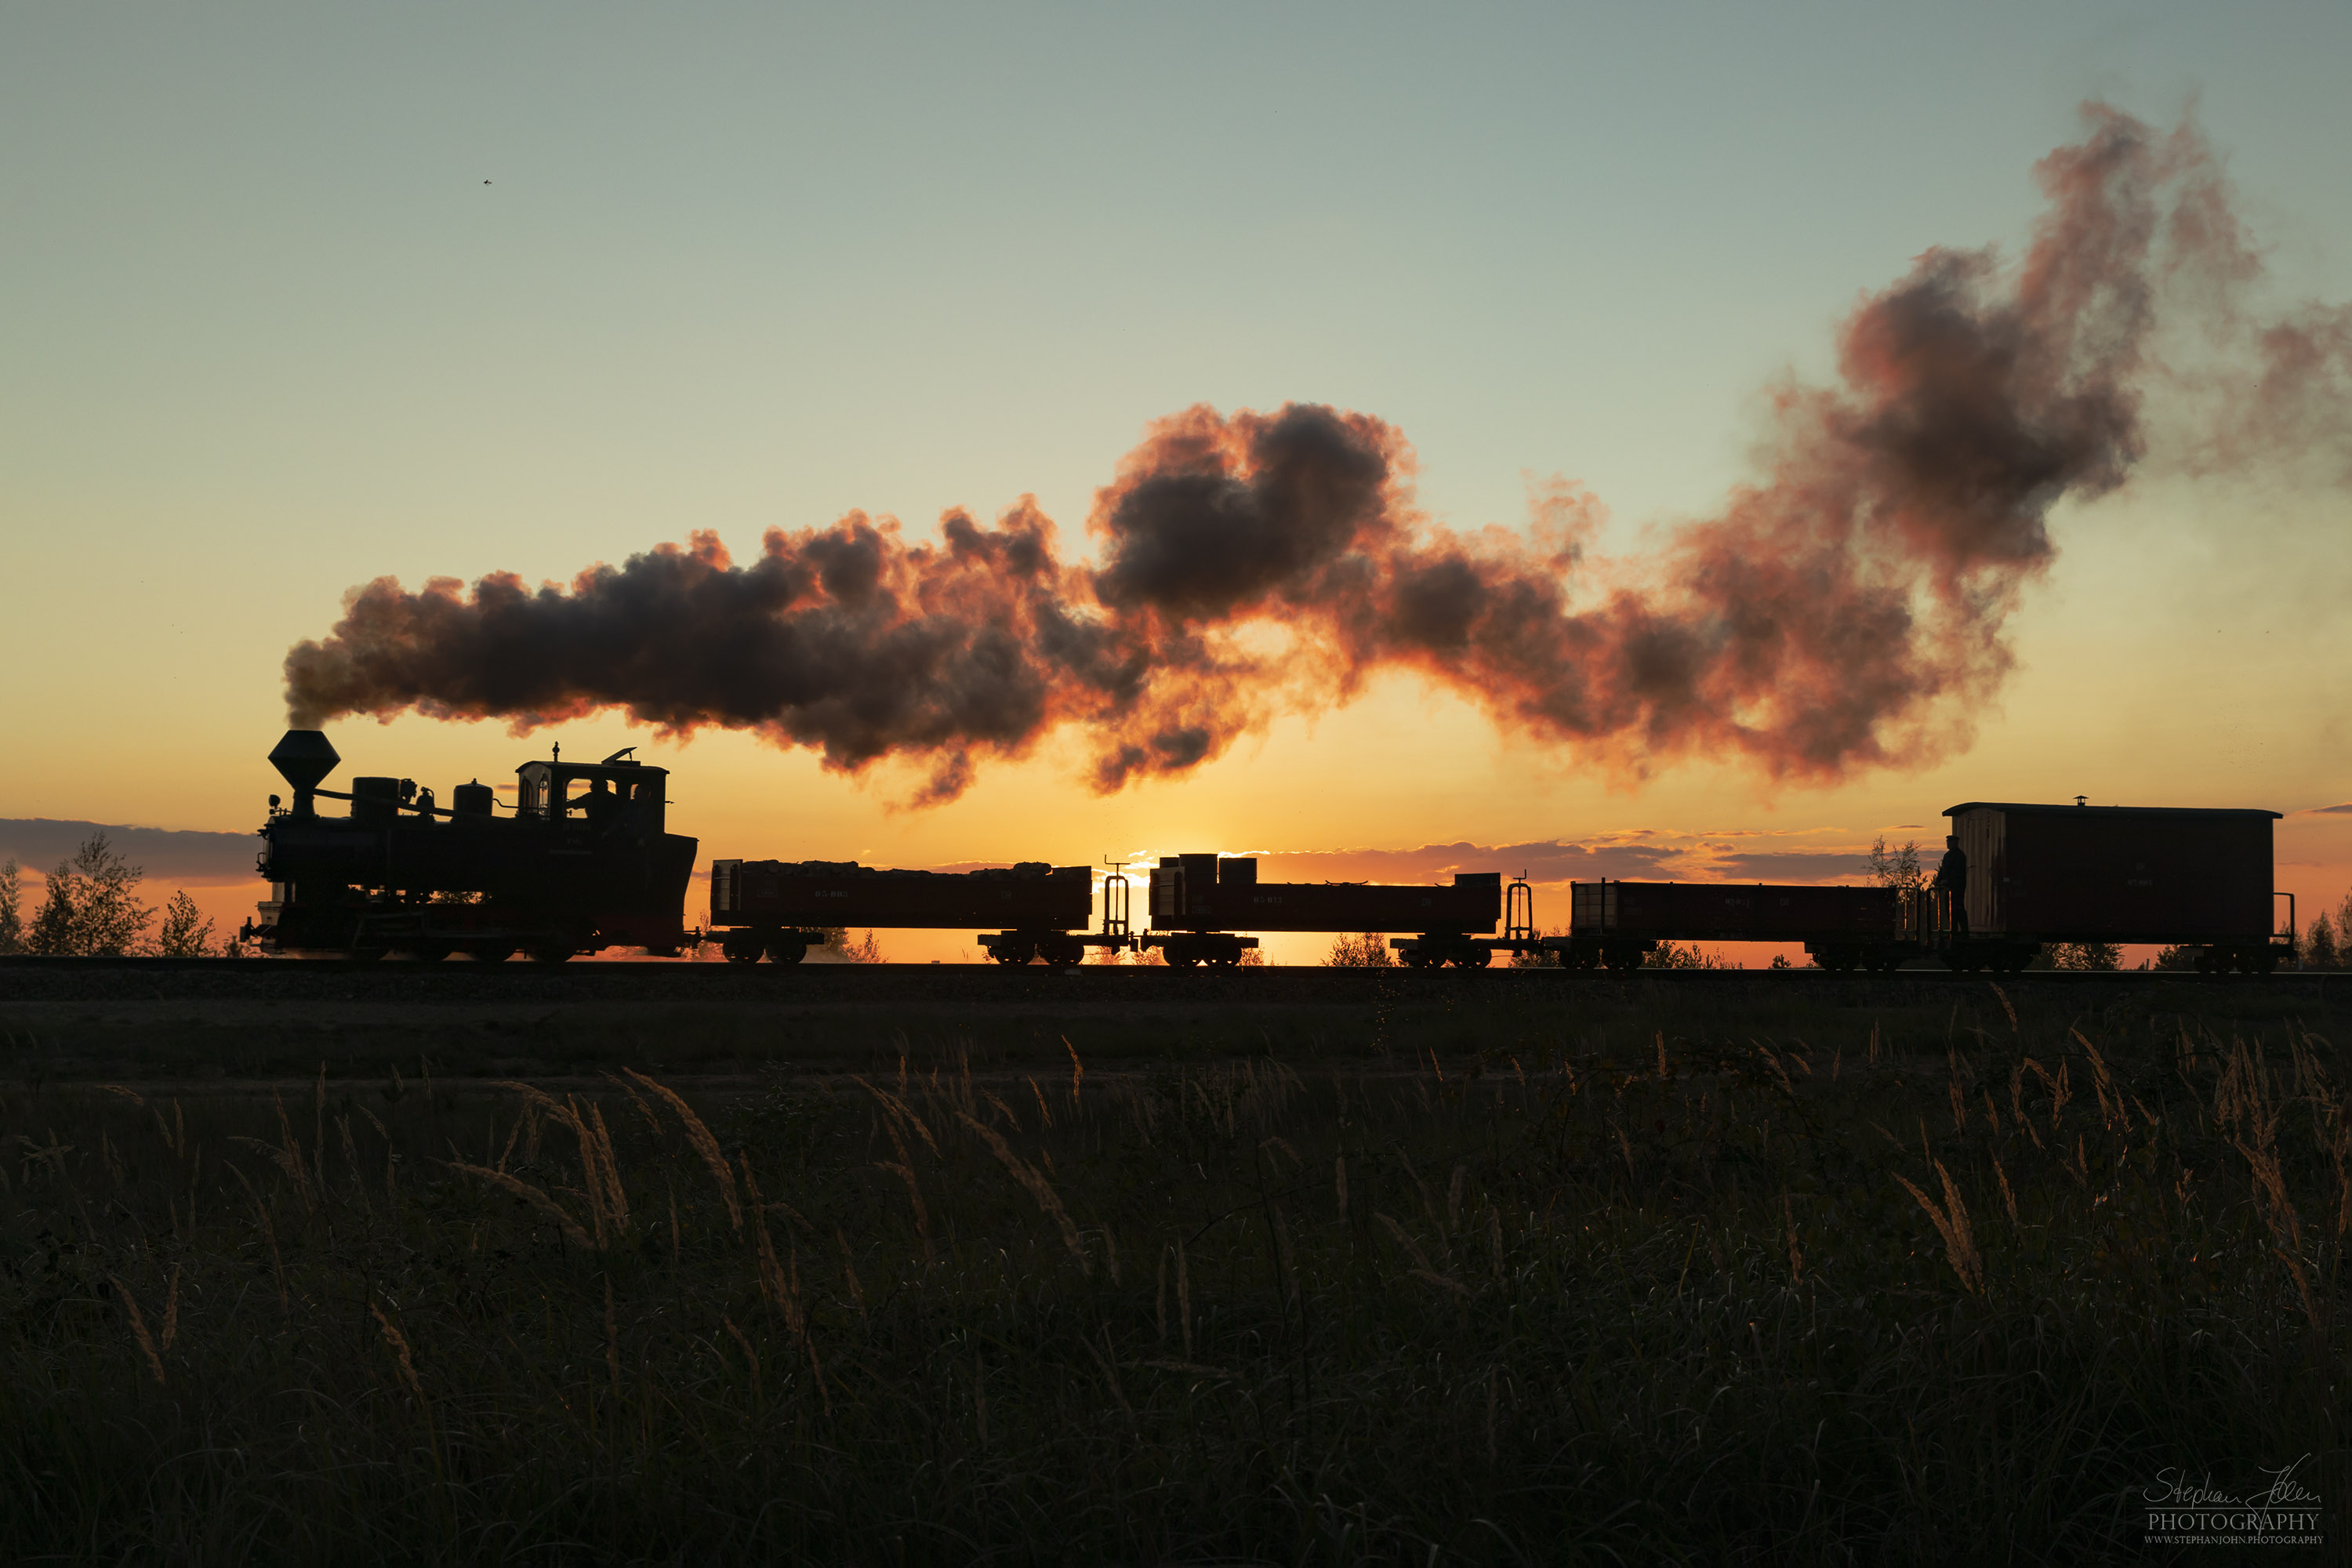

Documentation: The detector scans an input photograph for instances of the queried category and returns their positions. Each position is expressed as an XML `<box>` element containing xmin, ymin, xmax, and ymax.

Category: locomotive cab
<box><xmin>516</xmin><ymin>753</ymin><xmax>669</xmax><ymax>837</ymax></box>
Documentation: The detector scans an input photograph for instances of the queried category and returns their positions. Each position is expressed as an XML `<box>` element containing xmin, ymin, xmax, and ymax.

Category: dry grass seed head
<box><xmin>107</xmin><ymin>1275</ymin><xmax>165</xmax><ymax>1385</ymax></box>
<box><xmin>448</xmin><ymin>1162</ymin><xmax>593</xmax><ymax>1249</ymax></box>
<box><xmin>622</xmin><ymin>1069</ymin><xmax>741</xmax><ymax>1231</ymax></box>
<box><xmin>954</xmin><ymin>1111</ymin><xmax>1088</xmax><ymax>1274</ymax></box>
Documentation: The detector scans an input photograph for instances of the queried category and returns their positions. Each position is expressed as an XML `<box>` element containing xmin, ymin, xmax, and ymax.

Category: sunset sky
<box><xmin>4</xmin><ymin>3</ymin><xmax>2348</xmax><ymax>961</ymax></box>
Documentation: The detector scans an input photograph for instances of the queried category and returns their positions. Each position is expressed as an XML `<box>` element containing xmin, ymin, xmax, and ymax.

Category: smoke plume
<box><xmin>285</xmin><ymin>105</ymin><xmax>2347</xmax><ymax>803</ymax></box>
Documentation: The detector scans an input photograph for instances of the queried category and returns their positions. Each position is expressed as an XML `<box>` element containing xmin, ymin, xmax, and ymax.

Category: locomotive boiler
<box><xmin>242</xmin><ymin>729</ymin><xmax>698</xmax><ymax>962</ymax></box>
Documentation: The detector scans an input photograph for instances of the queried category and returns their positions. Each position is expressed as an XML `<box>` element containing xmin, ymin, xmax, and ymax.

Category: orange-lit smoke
<box><xmin>285</xmin><ymin>106</ymin><xmax>2347</xmax><ymax>804</ymax></box>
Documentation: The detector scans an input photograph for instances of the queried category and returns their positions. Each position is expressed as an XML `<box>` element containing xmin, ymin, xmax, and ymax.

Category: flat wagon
<box><xmin>1141</xmin><ymin>854</ymin><xmax>1521</xmax><ymax>967</ymax></box>
<box><xmin>1551</xmin><ymin>880</ymin><xmax>1908</xmax><ymax>972</ymax></box>
<box><xmin>707</xmin><ymin>858</ymin><xmax>1116</xmax><ymax>965</ymax></box>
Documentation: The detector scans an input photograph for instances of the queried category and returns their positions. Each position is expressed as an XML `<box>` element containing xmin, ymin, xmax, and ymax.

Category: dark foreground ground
<box><xmin>3</xmin><ymin>965</ymin><xmax>2348</xmax><ymax>1562</ymax></box>
<box><xmin>4</xmin><ymin>956</ymin><xmax>2343</xmax><ymax>1083</ymax></box>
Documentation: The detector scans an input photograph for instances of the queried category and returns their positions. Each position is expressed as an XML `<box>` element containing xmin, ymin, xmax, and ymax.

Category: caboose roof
<box><xmin>1942</xmin><ymin>801</ymin><xmax>2280</xmax><ymax>820</ymax></box>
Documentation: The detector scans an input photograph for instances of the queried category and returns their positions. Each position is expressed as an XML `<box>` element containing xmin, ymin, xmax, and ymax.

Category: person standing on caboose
<box><xmin>1933</xmin><ymin>833</ymin><xmax>1969</xmax><ymax>936</ymax></box>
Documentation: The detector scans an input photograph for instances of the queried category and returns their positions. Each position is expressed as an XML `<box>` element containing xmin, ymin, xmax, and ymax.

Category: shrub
<box><xmin>153</xmin><ymin>891</ymin><xmax>214</xmax><ymax>957</ymax></box>
<box><xmin>0</xmin><ymin>858</ymin><xmax>20</xmax><ymax>955</ymax></box>
<box><xmin>2303</xmin><ymin>913</ymin><xmax>2339</xmax><ymax>971</ymax></box>
<box><xmin>1324</xmin><ymin>932</ymin><xmax>1394</xmax><ymax>967</ymax></box>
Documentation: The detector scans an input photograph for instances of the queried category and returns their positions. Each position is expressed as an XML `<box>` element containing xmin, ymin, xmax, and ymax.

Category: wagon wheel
<box><xmin>1454</xmin><ymin>948</ymin><xmax>1494</xmax><ymax>968</ymax></box>
<box><xmin>472</xmin><ymin>944</ymin><xmax>517</xmax><ymax>964</ymax></box>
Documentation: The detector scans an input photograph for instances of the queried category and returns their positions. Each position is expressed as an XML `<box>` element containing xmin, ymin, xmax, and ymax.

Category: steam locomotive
<box><xmin>241</xmin><ymin>729</ymin><xmax>696</xmax><ymax>962</ymax></box>
<box><xmin>243</xmin><ymin>730</ymin><xmax>2298</xmax><ymax>973</ymax></box>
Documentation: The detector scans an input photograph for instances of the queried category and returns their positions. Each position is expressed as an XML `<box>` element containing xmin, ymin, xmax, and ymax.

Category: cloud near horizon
<box><xmin>0</xmin><ymin>820</ymin><xmax>262</xmax><ymax>884</ymax></box>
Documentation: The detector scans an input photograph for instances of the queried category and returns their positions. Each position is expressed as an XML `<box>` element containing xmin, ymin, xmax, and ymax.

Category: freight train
<box><xmin>243</xmin><ymin>731</ymin><xmax>2299</xmax><ymax>973</ymax></box>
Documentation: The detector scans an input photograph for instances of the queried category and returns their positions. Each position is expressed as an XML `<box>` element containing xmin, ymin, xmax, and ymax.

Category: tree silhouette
<box><xmin>155</xmin><ymin>891</ymin><xmax>216</xmax><ymax>957</ymax></box>
<box><xmin>0</xmin><ymin>859</ymin><xmax>20</xmax><ymax>955</ymax></box>
<box><xmin>26</xmin><ymin>833</ymin><xmax>154</xmax><ymax>956</ymax></box>
<box><xmin>1867</xmin><ymin>837</ymin><xmax>1924</xmax><ymax>891</ymax></box>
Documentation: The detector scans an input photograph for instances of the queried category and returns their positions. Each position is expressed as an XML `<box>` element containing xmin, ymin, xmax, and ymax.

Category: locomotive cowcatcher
<box><xmin>241</xmin><ymin>729</ymin><xmax>698</xmax><ymax>962</ymax></box>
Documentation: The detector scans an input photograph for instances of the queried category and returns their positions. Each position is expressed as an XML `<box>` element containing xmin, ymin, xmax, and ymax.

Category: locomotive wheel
<box><xmin>530</xmin><ymin>943</ymin><xmax>575</xmax><ymax>964</ymax></box>
<box><xmin>766</xmin><ymin>939</ymin><xmax>808</xmax><ymax>966</ymax></box>
<box><xmin>1167</xmin><ymin>951</ymin><xmax>1200</xmax><ymax>969</ymax></box>
<box><xmin>411</xmin><ymin>944</ymin><xmax>454</xmax><ymax>964</ymax></box>
<box><xmin>1454</xmin><ymin>948</ymin><xmax>1494</xmax><ymax>968</ymax></box>
<box><xmin>472</xmin><ymin>944</ymin><xmax>516</xmax><ymax>964</ymax></box>
<box><xmin>725</xmin><ymin>947</ymin><xmax>761</xmax><ymax>966</ymax></box>
<box><xmin>347</xmin><ymin>946</ymin><xmax>387</xmax><ymax>964</ymax></box>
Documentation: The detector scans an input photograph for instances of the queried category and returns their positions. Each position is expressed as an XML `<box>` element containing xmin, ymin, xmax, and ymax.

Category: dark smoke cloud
<box><xmin>285</xmin><ymin>105</ymin><xmax>2348</xmax><ymax>804</ymax></box>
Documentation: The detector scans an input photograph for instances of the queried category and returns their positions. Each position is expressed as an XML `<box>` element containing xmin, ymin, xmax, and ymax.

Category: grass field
<box><xmin>3</xmin><ymin>982</ymin><xmax>2347</xmax><ymax>1563</ymax></box>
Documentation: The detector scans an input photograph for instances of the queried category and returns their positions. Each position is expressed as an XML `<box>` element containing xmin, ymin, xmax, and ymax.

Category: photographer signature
<box><xmin>2145</xmin><ymin>1455</ymin><xmax>2320</xmax><ymax>1509</ymax></box>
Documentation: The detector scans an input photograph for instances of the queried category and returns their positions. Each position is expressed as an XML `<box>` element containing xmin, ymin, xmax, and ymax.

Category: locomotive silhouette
<box><xmin>242</xmin><ymin>729</ymin><xmax>695</xmax><ymax>962</ymax></box>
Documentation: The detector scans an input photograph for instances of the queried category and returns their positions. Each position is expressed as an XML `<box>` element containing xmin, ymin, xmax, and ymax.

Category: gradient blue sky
<box><xmin>4</xmin><ymin>3</ymin><xmax>2348</xmax><ymax>952</ymax></box>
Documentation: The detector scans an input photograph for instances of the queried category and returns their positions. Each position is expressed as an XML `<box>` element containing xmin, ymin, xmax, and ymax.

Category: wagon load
<box><xmin>1140</xmin><ymin>854</ymin><xmax>1512</xmax><ymax>967</ymax></box>
<box><xmin>1557</xmin><ymin>880</ymin><xmax>1904</xmax><ymax>972</ymax></box>
<box><xmin>707</xmin><ymin>858</ymin><xmax>1097</xmax><ymax>965</ymax></box>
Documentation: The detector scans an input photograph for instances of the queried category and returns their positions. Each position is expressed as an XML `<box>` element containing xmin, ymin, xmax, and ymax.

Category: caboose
<box><xmin>242</xmin><ymin>729</ymin><xmax>698</xmax><ymax>962</ymax></box>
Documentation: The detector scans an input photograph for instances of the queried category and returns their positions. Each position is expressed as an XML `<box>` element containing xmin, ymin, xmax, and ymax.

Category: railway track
<box><xmin>0</xmin><ymin>955</ymin><xmax>2343</xmax><ymax>1006</ymax></box>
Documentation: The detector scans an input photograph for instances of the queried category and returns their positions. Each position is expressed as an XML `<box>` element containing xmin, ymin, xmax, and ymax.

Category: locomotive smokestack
<box><xmin>269</xmin><ymin>729</ymin><xmax>340</xmax><ymax>816</ymax></box>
